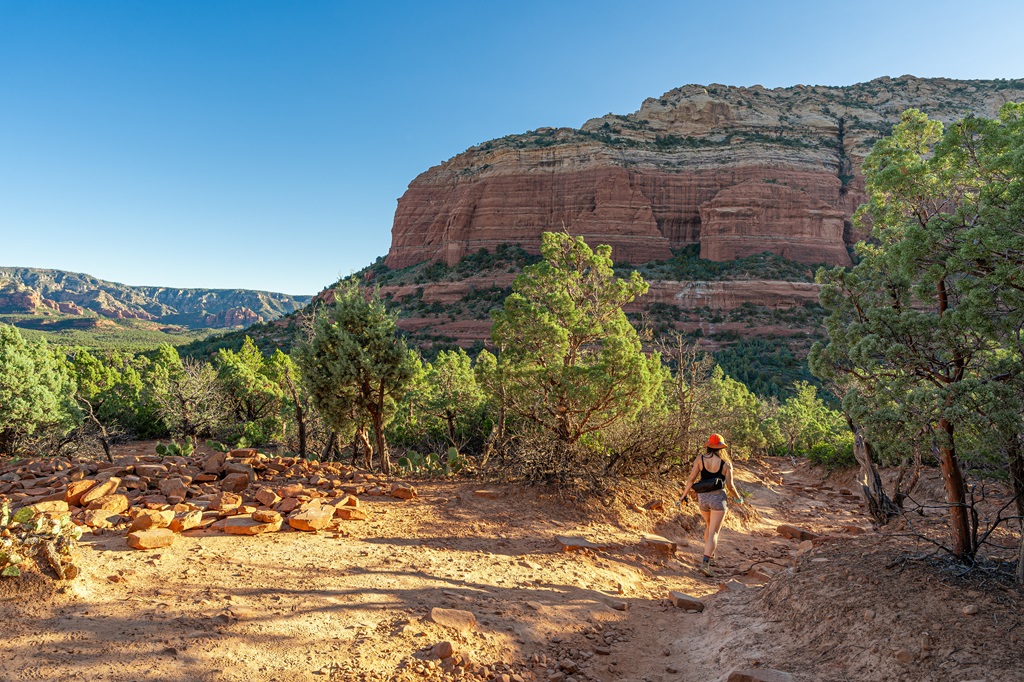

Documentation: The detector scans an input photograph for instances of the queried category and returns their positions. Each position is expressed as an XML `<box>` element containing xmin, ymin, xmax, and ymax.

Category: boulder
<box><xmin>127</xmin><ymin>528</ymin><xmax>175</xmax><ymax>550</ymax></box>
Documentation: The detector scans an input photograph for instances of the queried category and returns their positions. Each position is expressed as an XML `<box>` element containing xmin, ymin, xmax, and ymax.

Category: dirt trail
<box><xmin>2</xmin><ymin>457</ymin><xmax>1022</xmax><ymax>682</ymax></box>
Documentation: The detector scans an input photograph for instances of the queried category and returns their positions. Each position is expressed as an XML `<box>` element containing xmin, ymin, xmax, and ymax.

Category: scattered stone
<box><xmin>644</xmin><ymin>499</ymin><xmax>665</xmax><ymax>512</ymax></box>
<box><xmin>79</xmin><ymin>477</ymin><xmax>121</xmax><ymax>506</ymax></box>
<box><xmin>208</xmin><ymin>492</ymin><xmax>242</xmax><ymax>512</ymax></box>
<box><xmin>169</xmin><ymin>510</ymin><xmax>203</xmax><ymax>532</ymax></box>
<box><xmin>392</xmin><ymin>486</ymin><xmax>417</xmax><ymax>500</ymax></box>
<box><xmin>86</xmin><ymin>494</ymin><xmax>130</xmax><ymax>514</ymax></box>
<box><xmin>254</xmin><ymin>487</ymin><xmax>281</xmax><ymax>507</ymax></box>
<box><xmin>288</xmin><ymin>506</ymin><xmax>334</xmax><ymax>532</ymax></box>
<box><xmin>962</xmin><ymin>604</ymin><xmax>979</xmax><ymax>615</ymax></box>
<box><xmin>221</xmin><ymin>473</ymin><xmax>250</xmax><ymax>493</ymax></box>
<box><xmin>65</xmin><ymin>479</ymin><xmax>98</xmax><ymax>506</ymax></box>
<box><xmin>555</xmin><ymin>536</ymin><xmax>616</xmax><ymax>552</ymax></box>
<box><xmin>278</xmin><ymin>483</ymin><xmax>305</xmax><ymax>499</ymax></box>
<box><xmin>333</xmin><ymin>494</ymin><xmax>360</xmax><ymax>508</ymax></box>
<box><xmin>841</xmin><ymin>525</ymin><xmax>867</xmax><ymax>534</ymax></box>
<box><xmin>432</xmin><ymin>641</ymin><xmax>455</xmax><ymax>659</ymax></box>
<box><xmin>668</xmin><ymin>591</ymin><xmax>705</xmax><ymax>612</ymax></box>
<box><xmin>641</xmin><ymin>533</ymin><xmax>676</xmax><ymax>554</ymax></box>
<box><xmin>252</xmin><ymin>509</ymin><xmax>282</xmax><ymax>524</ymax></box>
<box><xmin>335</xmin><ymin>507</ymin><xmax>367</xmax><ymax>521</ymax></box>
<box><xmin>82</xmin><ymin>509</ymin><xmax>121</xmax><ymax>529</ymax></box>
<box><xmin>429</xmin><ymin>607</ymin><xmax>476</xmax><ymax>632</ymax></box>
<box><xmin>594</xmin><ymin>647</ymin><xmax>611</xmax><ymax>655</ymax></box>
<box><xmin>276</xmin><ymin>497</ymin><xmax>300</xmax><ymax>513</ymax></box>
<box><xmin>159</xmin><ymin>478</ymin><xmax>189</xmax><ymax>500</ymax></box>
<box><xmin>30</xmin><ymin>500</ymin><xmax>69</xmax><ymax>514</ymax></box>
<box><xmin>776</xmin><ymin>524</ymin><xmax>819</xmax><ymax>542</ymax></box>
<box><xmin>224</xmin><ymin>515</ymin><xmax>282</xmax><ymax>535</ymax></box>
<box><xmin>129</xmin><ymin>509</ymin><xmax>174</xmax><ymax>532</ymax></box>
<box><xmin>605</xmin><ymin>599</ymin><xmax>628</xmax><ymax>611</ymax></box>
<box><xmin>202</xmin><ymin>452</ymin><xmax>227</xmax><ymax>474</ymax></box>
<box><xmin>473</xmin><ymin>490</ymin><xmax>502</xmax><ymax>499</ymax></box>
<box><xmin>894</xmin><ymin>649</ymin><xmax>915</xmax><ymax>664</ymax></box>
<box><xmin>727</xmin><ymin>670</ymin><xmax>795</xmax><ymax>682</ymax></box>
<box><xmin>127</xmin><ymin>528</ymin><xmax>175</xmax><ymax>550</ymax></box>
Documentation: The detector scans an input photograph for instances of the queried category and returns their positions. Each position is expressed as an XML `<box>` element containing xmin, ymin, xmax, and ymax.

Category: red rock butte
<box><xmin>386</xmin><ymin>76</ymin><xmax>1024</xmax><ymax>270</ymax></box>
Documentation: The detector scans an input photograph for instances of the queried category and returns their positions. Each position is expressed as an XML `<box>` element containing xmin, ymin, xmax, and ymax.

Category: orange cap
<box><xmin>707</xmin><ymin>433</ymin><xmax>728</xmax><ymax>449</ymax></box>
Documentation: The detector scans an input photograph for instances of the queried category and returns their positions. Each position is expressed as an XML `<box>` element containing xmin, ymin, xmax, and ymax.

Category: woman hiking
<box><xmin>679</xmin><ymin>433</ymin><xmax>742</xmax><ymax>577</ymax></box>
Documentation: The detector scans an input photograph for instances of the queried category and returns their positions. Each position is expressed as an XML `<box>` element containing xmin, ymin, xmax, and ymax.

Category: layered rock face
<box><xmin>386</xmin><ymin>77</ymin><xmax>1024</xmax><ymax>269</ymax></box>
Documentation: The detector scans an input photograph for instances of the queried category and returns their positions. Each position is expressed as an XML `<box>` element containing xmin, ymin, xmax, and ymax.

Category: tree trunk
<box><xmin>850</xmin><ymin>421</ymin><xmax>898</xmax><ymax>525</ymax></box>
<box><xmin>371</xmin><ymin>412</ymin><xmax>390</xmax><ymax>476</ymax></box>
<box><xmin>938</xmin><ymin>418</ymin><xmax>974</xmax><ymax>561</ymax></box>
<box><xmin>320</xmin><ymin>431</ymin><xmax>336</xmax><ymax>461</ymax></box>
<box><xmin>356</xmin><ymin>426</ymin><xmax>373</xmax><ymax>471</ymax></box>
<box><xmin>1008</xmin><ymin>433</ymin><xmax>1024</xmax><ymax>585</ymax></box>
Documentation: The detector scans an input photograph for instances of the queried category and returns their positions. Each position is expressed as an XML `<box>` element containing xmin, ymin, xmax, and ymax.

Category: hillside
<box><xmin>387</xmin><ymin>76</ymin><xmax>1024</xmax><ymax>269</ymax></box>
<box><xmin>0</xmin><ymin>267</ymin><xmax>312</xmax><ymax>343</ymax></box>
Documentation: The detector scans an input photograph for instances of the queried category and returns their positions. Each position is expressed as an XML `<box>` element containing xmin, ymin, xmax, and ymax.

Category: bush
<box><xmin>0</xmin><ymin>502</ymin><xmax>82</xmax><ymax>580</ymax></box>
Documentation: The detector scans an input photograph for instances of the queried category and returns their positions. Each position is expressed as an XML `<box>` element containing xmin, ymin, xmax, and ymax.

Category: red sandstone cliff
<box><xmin>386</xmin><ymin>77</ymin><xmax>1024</xmax><ymax>269</ymax></box>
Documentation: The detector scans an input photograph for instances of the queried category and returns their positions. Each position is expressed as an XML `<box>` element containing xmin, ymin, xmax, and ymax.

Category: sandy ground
<box><xmin>2</xmin><ymin>456</ymin><xmax>1022</xmax><ymax>682</ymax></box>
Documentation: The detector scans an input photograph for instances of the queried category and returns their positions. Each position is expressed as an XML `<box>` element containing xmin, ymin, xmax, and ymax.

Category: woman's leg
<box><xmin>701</xmin><ymin>510</ymin><xmax>711</xmax><ymax>547</ymax></box>
<box><xmin>704</xmin><ymin>509</ymin><xmax>727</xmax><ymax>558</ymax></box>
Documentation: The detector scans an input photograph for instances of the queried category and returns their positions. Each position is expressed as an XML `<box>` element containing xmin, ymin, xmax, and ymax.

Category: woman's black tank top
<box><xmin>697</xmin><ymin>455</ymin><xmax>726</xmax><ymax>492</ymax></box>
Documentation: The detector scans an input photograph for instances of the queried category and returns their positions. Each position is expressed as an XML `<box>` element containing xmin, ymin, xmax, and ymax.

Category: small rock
<box><xmin>644</xmin><ymin>499</ymin><xmax>665</xmax><ymax>512</ymax></box>
<box><xmin>252</xmin><ymin>509</ymin><xmax>281</xmax><ymax>524</ymax></box>
<box><xmin>668</xmin><ymin>591</ymin><xmax>705</xmax><ymax>612</ymax></box>
<box><xmin>392</xmin><ymin>486</ymin><xmax>417</xmax><ymax>500</ymax></box>
<box><xmin>726</xmin><ymin>670</ymin><xmax>795</xmax><ymax>682</ymax></box>
<box><xmin>169</xmin><ymin>510</ymin><xmax>203</xmax><ymax>532</ymax></box>
<box><xmin>30</xmin><ymin>500</ymin><xmax>69</xmax><ymax>514</ymax></box>
<box><xmin>86</xmin><ymin>494</ymin><xmax>130</xmax><ymax>514</ymax></box>
<box><xmin>203</xmin><ymin>452</ymin><xmax>227</xmax><ymax>474</ymax></box>
<box><xmin>432</xmin><ymin>641</ymin><xmax>455</xmax><ymax>659</ymax></box>
<box><xmin>473</xmin><ymin>490</ymin><xmax>502</xmax><ymax>499</ymax></box>
<box><xmin>962</xmin><ymin>604</ymin><xmax>979</xmax><ymax>615</ymax></box>
<box><xmin>254</xmin><ymin>487</ymin><xmax>281</xmax><ymax>507</ymax></box>
<box><xmin>641</xmin><ymin>533</ymin><xmax>676</xmax><ymax>554</ymax></box>
<box><xmin>127</xmin><ymin>528</ymin><xmax>175</xmax><ymax>550</ymax></box>
<box><xmin>288</xmin><ymin>506</ymin><xmax>333</xmax><ymax>532</ymax></box>
<box><xmin>65</xmin><ymin>479</ymin><xmax>98</xmax><ymax>506</ymax></box>
<box><xmin>129</xmin><ymin>509</ymin><xmax>175</xmax><ymax>532</ymax></box>
<box><xmin>208</xmin><ymin>492</ymin><xmax>242</xmax><ymax>512</ymax></box>
<box><xmin>159</xmin><ymin>478</ymin><xmax>189</xmax><ymax>500</ymax></box>
<box><xmin>555</xmin><ymin>536</ymin><xmax>615</xmax><ymax>552</ymax></box>
<box><xmin>82</xmin><ymin>509</ymin><xmax>120</xmax><ymax>529</ymax></box>
<box><xmin>221</xmin><ymin>473</ymin><xmax>250</xmax><ymax>493</ymax></box>
<box><xmin>79</xmin><ymin>477</ymin><xmax>121</xmax><ymax>506</ymax></box>
<box><xmin>429</xmin><ymin>607</ymin><xmax>476</xmax><ymax>632</ymax></box>
<box><xmin>224</xmin><ymin>515</ymin><xmax>282</xmax><ymax>535</ymax></box>
<box><xmin>776</xmin><ymin>524</ymin><xmax>819</xmax><ymax>542</ymax></box>
<box><xmin>335</xmin><ymin>507</ymin><xmax>367</xmax><ymax>521</ymax></box>
<box><xmin>893</xmin><ymin>648</ymin><xmax>915</xmax><ymax>664</ymax></box>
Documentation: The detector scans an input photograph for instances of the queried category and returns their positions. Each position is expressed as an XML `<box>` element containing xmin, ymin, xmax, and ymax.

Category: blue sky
<box><xmin>1</xmin><ymin>1</ymin><xmax>1022</xmax><ymax>295</ymax></box>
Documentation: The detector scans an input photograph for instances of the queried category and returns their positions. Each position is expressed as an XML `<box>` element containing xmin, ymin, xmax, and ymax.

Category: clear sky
<box><xmin>1</xmin><ymin>1</ymin><xmax>1022</xmax><ymax>295</ymax></box>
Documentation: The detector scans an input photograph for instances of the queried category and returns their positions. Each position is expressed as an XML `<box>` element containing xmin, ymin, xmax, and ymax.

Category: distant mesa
<box><xmin>0</xmin><ymin>268</ymin><xmax>311</xmax><ymax>330</ymax></box>
<box><xmin>385</xmin><ymin>76</ymin><xmax>1024</xmax><ymax>269</ymax></box>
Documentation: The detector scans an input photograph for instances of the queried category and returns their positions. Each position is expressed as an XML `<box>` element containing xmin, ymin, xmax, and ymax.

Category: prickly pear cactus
<box><xmin>0</xmin><ymin>501</ymin><xmax>83</xmax><ymax>580</ymax></box>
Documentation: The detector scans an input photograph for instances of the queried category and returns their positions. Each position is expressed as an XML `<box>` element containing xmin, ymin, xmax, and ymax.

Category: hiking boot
<box><xmin>699</xmin><ymin>561</ymin><xmax>714</xmax><ymax>578</ymax></box>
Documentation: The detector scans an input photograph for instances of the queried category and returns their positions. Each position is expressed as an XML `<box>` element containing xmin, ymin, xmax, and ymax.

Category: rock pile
<box><xmin>0</xmin><ymin>449</ymin><xmax>420</xmax><ymax>550</ymax></box>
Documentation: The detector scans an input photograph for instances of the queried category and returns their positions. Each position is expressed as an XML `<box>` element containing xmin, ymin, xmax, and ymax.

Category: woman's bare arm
<box><xmin>724</xmin><ymin>462</ymin><xmax>741</xmax><ymax>501</ymax></box>
<box><xmin>679</xmin><ymin>458</ymin><xmax>701</xmax><ymax>502</ymax></box>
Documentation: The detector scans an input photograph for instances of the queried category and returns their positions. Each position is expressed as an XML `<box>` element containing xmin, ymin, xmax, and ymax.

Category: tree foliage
<box><xmin>294</xmin><ymin>282</ymin><xmax>419</xmax><ymax>474</ymax></box>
